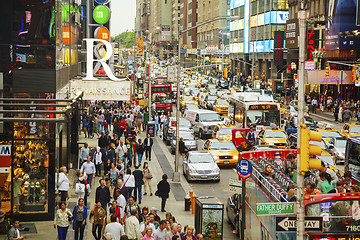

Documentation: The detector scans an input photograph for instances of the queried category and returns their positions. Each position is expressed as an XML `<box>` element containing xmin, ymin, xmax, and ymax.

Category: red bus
<box><xmin>305</xmin><ymin>192</ymin><xmax>360</xmax><ymax>239</ymax></box>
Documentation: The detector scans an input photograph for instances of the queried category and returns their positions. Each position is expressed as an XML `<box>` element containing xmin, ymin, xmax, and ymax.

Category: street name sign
<box><xmin>275</xmin><ymin>216</ymin><xmax>323</xmax><ymax>232</ymax></box>
<box><xmin>256</xmin><ymin>202</ymin><xmax>295</xmax><ymax>215</ymax></box>
<box><xmin>229</xmin><ymin>178</ymin><xmax>255</xmax><ymax>189</ymax></box>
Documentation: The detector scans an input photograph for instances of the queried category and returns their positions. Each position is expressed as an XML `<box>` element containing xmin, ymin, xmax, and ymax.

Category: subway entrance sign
<box><xmin>256</xmin><ymin>202</ymin><xmax>295</xmax><ymax>215</ymax></box>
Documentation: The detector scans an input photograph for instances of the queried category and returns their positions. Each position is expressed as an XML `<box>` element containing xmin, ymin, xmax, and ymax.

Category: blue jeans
<box><xmin>155</xmin><ymin>123</ymin><xmax>159</xmax><ymax>135</ymax></box>
<box><xmin>127</xmin><ymin>187</ymin><xmax>134</xmax><ymax>198</ymax></box>
<box><xmin>87</xmin><ymin>173</ymin><xmax>93</xmax><ymax>188</ymax></box>
<box><xmin>138</xmin><ymin>153</ymin><xmax>143</xmax><ymax>166</ymax></box>
<box><xmin>57</xmin><ymin>226</ymin><xmax>69</xmax><ymax>240</ymax></box>
<box><xmin>122</xmin><ymin>155</ymin><xmax>128</xmax><ymax>170</ymax></box>
<box><xmin>98</xmin><ymin>122</ymin><xmax>104</xmax><ymax>134</ymax></box>
<box><xmin>134</xmin><ymin>185</ymin><xmax>142</xmax><ymax>202</ymax></box>
<box><xmin>127</xmin><ymin>153</ymin><xmax>133</xmax><ymax>168</ymax></box>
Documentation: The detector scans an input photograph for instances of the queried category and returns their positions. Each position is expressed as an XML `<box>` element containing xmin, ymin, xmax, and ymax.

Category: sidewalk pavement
<box><xmin>23</xmin><ymin>130</ymin><xmax>195</xmax><ymax>239</ymax></box>
<box><xmin>309</xmin><ymin>110</ymin><xmax>358</xmax><ymax>124</ymax></box>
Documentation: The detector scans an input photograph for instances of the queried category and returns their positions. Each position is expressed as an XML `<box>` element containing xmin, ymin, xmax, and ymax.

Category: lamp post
<box><xmin>173</xmin><ymin>15</ymin><xmax>240</xmax><ymax>182</ymax></box>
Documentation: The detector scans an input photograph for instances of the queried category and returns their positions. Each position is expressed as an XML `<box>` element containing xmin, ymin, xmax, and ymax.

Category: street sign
<box><xmin>275</xmin><ymin>216</ymin><xmax>323</xmax><ymax>232</ymax></box>
<box><xmin>337</xmin><ymin>70</ymin><xmax>348</xmax><ymax>81</ymax></box>
<box><xmin>229</xmin><ymin>178</ymin><xmax>255</xmax><ymax>189</ymax></box>
<box><xmin>236</xmin><ymin>159</ymin><xmax>252</xmax><ymax>181</ymax></box>
<box><xmin>256</xmin><ymin>202</ymin><xmax>295</xmax><ymax>215</ymax></box>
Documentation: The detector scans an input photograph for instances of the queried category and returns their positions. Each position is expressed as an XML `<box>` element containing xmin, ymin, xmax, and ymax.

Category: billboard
<box><xmin>274</xmin><ymin>31</ymin><xmax>285</xmax><ymax>66</ymax></box>
<box><xmin>136</xmin><ymin>38</ymin><xmax>144</xmax><ymax>58</ymax></box>
<box><xmin>325</xmin><ymin>0</ymin><xmax>360</xmax><ymax>49</ymax></box>
<box><xmin>285</xmin><ymin>19</ymin><xmax>298</xmax><ymax>49</ymax></box>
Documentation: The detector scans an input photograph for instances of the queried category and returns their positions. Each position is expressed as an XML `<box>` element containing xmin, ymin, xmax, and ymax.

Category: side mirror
<box><xmin>328</xmin><ymin>145</ymin><xmax>334</xmax><ymax>149</ymax></box>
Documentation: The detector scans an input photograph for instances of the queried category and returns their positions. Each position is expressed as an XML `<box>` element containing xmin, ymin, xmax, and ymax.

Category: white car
<box><xmin>183</xmin><ymin>151</ymin><xmax>220</xmax><ymax>181</ymax></box>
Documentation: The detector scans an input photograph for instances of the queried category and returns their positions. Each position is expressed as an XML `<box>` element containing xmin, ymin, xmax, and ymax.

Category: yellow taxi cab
<box><xmin>202</xmin><ymin>139</ymin><xmax>239</xmax><ymax>166</ymax></box>
<box><xmin>317</xmin><ymin>151</ymin><xmax>339</xmax><ymax>174</ymax></box>
<box><xmin>317</xmin><ymin>127</ymin><xmax>342</xmax><ymax>143</ymax></box>
<box><xmin>211</xmin><ymin>124</ymin><xmax>237</xmax><ymax>141</ymax></box>
<box><xmin>213</xmin><ymin>99</ymin><xmax>229</xmax><ymax>116</ymax></box>
<box><xmin>185</xmin><ymin>70</ymin><xmax>195</xmax><ymax>75</ymax></box>
<box><xmin>279</xmin><ymin>103</ymin><xmax>288</xmax><ymax>118</ymax></box>
<box><xmin>180</xmin><ymin>95</ymin><xmax>197</xmax><ymax>108</ymax></box>
<box><xmin>341</xmin><ymin>123</ymin><xmax>360</xmax><ymax>138</ymax></box>
<box><xmin>257</xmin><ymin>128</ymin><xmax>288</xmax><ymax>148</ymax></box>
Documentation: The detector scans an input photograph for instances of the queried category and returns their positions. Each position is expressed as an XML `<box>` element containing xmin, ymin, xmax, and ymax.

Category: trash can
<box><xmin>185</xmin><ymin>194</ymin><xmax>191</xmax><ymax>211</ymax></box>
<box><xmin>147</xmin><ymin>121</ymin><xmax>155</xmax><ymax>137</ymax></box>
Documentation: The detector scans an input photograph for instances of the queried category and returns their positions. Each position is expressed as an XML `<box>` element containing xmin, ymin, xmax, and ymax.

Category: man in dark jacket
<box><xmin>179</xmin><ymin>137</ymin><xmax>187</xmax><ymax>160</ymax></box>
<box><xmin>333</xmin><ymin>104</ymin><xmax>339</xmax><ymax>121</ymax></box>
<box><xmin>95</xmin><ymin>179</ymin><xmax>111</xmax><ymax>211</ymax></box>
<box><xmin>144</xmin><ymin>134</ymin><xmax>154</xmax><ymax>161</ymax></box>
<box><xmin>133</xmin><ymin>165</ymin><xmax>144</xmax><ymax>204</ymax></box>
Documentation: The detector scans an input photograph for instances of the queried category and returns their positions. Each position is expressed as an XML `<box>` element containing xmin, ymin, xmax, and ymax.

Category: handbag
<box><xmin>89</xmin><ymin>214</ymin><xmax>94</xmax><ymax>224</ymax></box>
<box><xmin>75</xmin><ymin>182</ymin><xmax>85</xmax><ymax>194</ymax></box>
<box><xmin>86</xmin><ymin>184</ymin><xmax>91</xmax><ymax>193</ymax></box>
<box><xmin>144</xmin><ymin>171</ymin><xmax>153</xmax><ymax>179</ymax></box>
<box><xmin>155</xmin><ymin>190</ymin><xmax>160</xmax><ymax>197</ymax></box>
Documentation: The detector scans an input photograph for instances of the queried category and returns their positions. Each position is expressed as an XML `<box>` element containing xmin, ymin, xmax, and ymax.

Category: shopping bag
<box><xmin>75</xmin><ymin>183</ymin><xmax>85</xmax><ymax>194</ymax></box>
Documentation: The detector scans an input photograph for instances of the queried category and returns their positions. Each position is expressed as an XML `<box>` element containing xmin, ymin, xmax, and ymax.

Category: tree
<box><xmin>112</xmin><ymin>30</ymin><xmax>135</xmax><ymax>48</ymax></box>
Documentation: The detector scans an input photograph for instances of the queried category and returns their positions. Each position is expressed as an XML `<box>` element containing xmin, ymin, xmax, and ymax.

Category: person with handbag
<box><xmin>143</xmin><ymin>162</ymin><xmax>153</xmax><ymax>196</ymax></box>
<box><xmin>94</xmin><ymin>147</ymin><xmax>102</xmax><ymax>177</ymax></box>
<box><xmin>80</xmin><ymin>156</ymin><xmax>96</xmax><ymax>188</ymax></box>
<box><xmin>57</xmin><ymin>166</ymin><xmax>70</xmax><ymax>202</ymax></box>
<box><xmin>72</xmin><ymin>198</ymin><xmax>88</xmax><ymax>240</ymax></box>
<box><xmin>136</xmin><ymin>138</ymin><xmax>145</xmax><ymax>166</ymax></box>
<box><xmin>124</xmin><ymin>168</ymin><xmax>136</xmax><ymax>197</ymax></box>
<box><xmin>54</xmin><ymin>202</ymin><xmax>72</xmax><ymax>240</ymax></box>
<box><xmin>90</xmin><ymin>201</ymin><xmax>106</xmax><ymax>240</ymax></box>
<box><xmin>133</xmin><ymin>165</ymin><xmax>144</xmax><ymax>204</ymax></box>
<box><xmin>156</xmin><ymin>174</ymin><xmax>170</xmax><ymax>212</ymax></box>
<box><xmin>75</xmin><ymin>171</ymin><xmax>89</xmax><ymax>207</ymax></box>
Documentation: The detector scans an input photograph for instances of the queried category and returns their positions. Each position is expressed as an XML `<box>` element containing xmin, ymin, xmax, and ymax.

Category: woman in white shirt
<box><xmin>123</xmin><ymin>168</ymin><xmax>135</xmax><ymax>197</ymax></box>
<box><xmin>57</xmin><ymin>166</ymin><xmax>70</xmax><ymax>202</ymax></box>
<box><xmin>54</xmin><ymin>202</ymin><xmax>73</xmax><ymax>240</ymax></box>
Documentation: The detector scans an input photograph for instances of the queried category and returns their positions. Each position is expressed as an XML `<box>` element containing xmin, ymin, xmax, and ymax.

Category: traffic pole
<box><xmin>296</xmin><ymin>1</ymin><xmax>307</xmax><ymax>239</ymax></box>
<box><xmin>240</xmin><ymin>179</ymin><xmax>246</xmax><ymax>240</ymax></box>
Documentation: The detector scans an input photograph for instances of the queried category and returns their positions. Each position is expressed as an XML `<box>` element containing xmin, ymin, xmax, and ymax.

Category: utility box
<box><xmin>195</xmin><ymin>197</ymin><xmax>224</xmax><ymax>240</ymax></box>
<box><xmin>147</xmin><ymin>121</ymin><xmax>155</xmax><ymax>137</ymax></box>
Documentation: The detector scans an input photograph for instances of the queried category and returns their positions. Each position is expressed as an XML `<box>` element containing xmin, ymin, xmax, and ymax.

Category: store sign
<box><xmin>95</xmin><ymin>0</ymin><xmax>109</xmax><ymax>3</ymax></box>
<box><xmin>274</xmin><ymin>31</ymin><xmax>284</xmax><ymax>66</ymax></box>
<box><xmin>136</xmin><ymin>38</ymin><xmax>144</xmax><ymax>58</ymax></box>
<box><xmin>83</xmin><ymin>38</ymin><xmax>119</xmax><ymax>81</ymax></box>
<box><xmin>93</xmin><ymin>5</ymin><xmax>110</xmax><ymax>24</ymax></box>
<box><xmin>286</xmin><ymin>19</ymin><xmax>298</xmax><ymax>49</ymax></box>
<box><xmin>0</xmin><ymin>145</ymin><xmax>11</xmax><ymax>172</ymax></box>
<box><xmin>70</xmin><ymin>80</ymin><xmax>131</xmax><ymax>100</ymax></box>
<box><xmin>352</xmin><ymin>64</ymin><xmax>360</xmax><ymax>86</ymax></box>
<box><xmin>307</xmin><ymin>29</ymin><xmax>318</xmax><ymax>61</ymax></box>
<box><xmin>94</xmin><ymin>27</ymin><xmax>110</xmax><ymax>41</ymax></box>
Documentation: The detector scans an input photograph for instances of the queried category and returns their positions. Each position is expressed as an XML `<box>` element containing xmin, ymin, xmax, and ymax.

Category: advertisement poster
<box><xmin>325</xmin><ymin>0</ymin><xmax>360</xmax><ymax>49</ymax></box>
<box><xmin>202</xmin><ymin>209</ymin><xmax>222</xmax><ymax>240</ymax></box>
<box><xmin>136</xmin><ymin>38</ymin><xmax>144</xmax><ymax>58</ymax></box>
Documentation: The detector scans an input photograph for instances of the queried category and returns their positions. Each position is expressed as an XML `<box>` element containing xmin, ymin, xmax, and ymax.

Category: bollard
<box><xmin>184</xmin><ymin>193</ymin><xmax>191</xmax><ymax>211</ymax></box>
<box><xmin>189</xmin><ymin>190</ymin><xmax>194</xmax><ymax>209</ymax></box>
<box><xmin>189</xmin><ymin>190</ymin><xmax>196</xmax><ymax>214</ymax></box>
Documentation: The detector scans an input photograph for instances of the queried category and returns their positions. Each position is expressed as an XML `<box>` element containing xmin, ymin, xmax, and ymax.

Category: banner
<box><xmin>136</xmin><ymin>38</ymin><xmax>144</xmax><ymax>58</ymax></box>
<box><xmin>274</xmin><ymin>31</ymin><xmax>284</xmax><ymax>66</ymax></box>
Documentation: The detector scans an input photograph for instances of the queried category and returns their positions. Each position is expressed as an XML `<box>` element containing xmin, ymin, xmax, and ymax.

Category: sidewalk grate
<box><xmin>170</xmin><ymin>183</ymin><xmax>186</xmax><ymax>201</ymax></box>
<box><xmin>19</xmin><ymin>223</ymin><xmax>37</xmax><ymax>234</ymax></box>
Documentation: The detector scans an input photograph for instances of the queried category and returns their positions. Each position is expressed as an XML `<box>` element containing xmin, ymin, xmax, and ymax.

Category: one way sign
<box><xmin>275</xmin><ymin>216</ymin><xmax>323</xmax><ymax>232</ymax></box>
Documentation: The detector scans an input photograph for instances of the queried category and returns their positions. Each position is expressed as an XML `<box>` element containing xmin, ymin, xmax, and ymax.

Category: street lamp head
<box><xmin>226</xmin><ymin>16</ymin><xmax>240</xmax><ymax>21</ymax></box>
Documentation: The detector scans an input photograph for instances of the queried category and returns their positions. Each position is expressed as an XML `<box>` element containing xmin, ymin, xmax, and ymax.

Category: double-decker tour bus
<box><xmin>228</xmin><ymin>92</ymin><xmax>281</xmax><ymax>131</ymax></box>
<box><xmin>345</xmin><ymin>136</ymin><xmax>360</xmax><ymax>182</ymax></box>
<box><xmin>150</xmin><ymin>84</ymin><xmax>173</xmax><ymax>114</ymax></box>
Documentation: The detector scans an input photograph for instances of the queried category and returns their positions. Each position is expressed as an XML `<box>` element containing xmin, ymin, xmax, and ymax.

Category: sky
<box><xmin>110</xmin><ymin>0</ymin><xmax>136</xmax><ymax>37</ymax></box>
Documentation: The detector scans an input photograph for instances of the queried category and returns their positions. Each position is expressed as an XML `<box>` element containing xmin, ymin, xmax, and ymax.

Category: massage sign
<box><xmin>274</xmin><ymin>31</ymin><xmax>284</xmax><ymax>67</ymax></box>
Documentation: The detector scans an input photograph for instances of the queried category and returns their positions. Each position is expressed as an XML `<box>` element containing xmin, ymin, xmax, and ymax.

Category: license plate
<box><xmin>201</xmin><ymin>175</ymin><xmax>207</xmax><ymax>179</ymax></box>
<box><xmin>224</xmin><ymin>161</ymin><xmax>229</xmax><ymax>164</ymax></box>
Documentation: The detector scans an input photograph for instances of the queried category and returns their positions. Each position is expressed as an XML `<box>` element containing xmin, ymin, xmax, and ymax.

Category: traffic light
<box><xmin>325</xmin><ymin>66</ymin><xmax>331</xmax><ymax>76</ymax></box>
<box><xmin>299</xmin><ymin>124</ymin><xmax>322</xmax><ymax>174</ymax></box>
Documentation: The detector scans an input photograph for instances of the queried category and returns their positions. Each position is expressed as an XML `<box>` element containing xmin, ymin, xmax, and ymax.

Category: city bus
<box><xmin>345</xmin><ymin>136</ymin><xmax>360</xmax><ymax>181</ymax></box>
<box><xmin>228</xmin><ymin>92</ymin><xmax>281</xmax><ymax>130</ymax></box>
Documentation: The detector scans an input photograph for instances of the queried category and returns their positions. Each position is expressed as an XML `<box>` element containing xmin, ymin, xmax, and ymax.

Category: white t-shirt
<box><xmin>104</xmin><ymin>222</ymin><xmax>125</xmax><ymax>240</ymax></box>
<box><xmin>116</xmin><ymin>194</ymin><xmax>127</xmax><ymax>218</ymax></box>
<box><xmin>140</xmin><ymin>223</ymin><xmax>156</xmax><ymax>236</ymax></box>
<box><xmin>124</xmin><ymin>174</ymin><xmax>136</xmax><ymax>188</ymax></box>
<box><xmin>154</xmin><ymin>227</ymin><xmax>167</xmax><ymax>240</ymax></box>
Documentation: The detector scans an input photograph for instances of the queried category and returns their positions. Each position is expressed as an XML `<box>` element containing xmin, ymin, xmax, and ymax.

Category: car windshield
<box><xmin>219</xmin><ymin>128</ymin><xmax>235</xmax><ymax>135</ymax></box>
<box><xmin>216</xmin><ymin>100</ymin><xmax>228</xmax><ymax>105</ymax></box>
<box><xmin>200</xmin><ymin>113</ymin><xmax>221</xmax><ymax>122</ymax></box>
<box><xmin>319</xmin><ymin>130</ymin><xmax>341</xmax><ymax>138</ymax></box>
<box><xmin>310</xmin><ymin>140</ymin><xmax>327</xmax><ymax>150</ymax></box>
<box><xmin>189</xmin><ymin>154</ymin><xmax>214</xmax><ymax>163</ymax></box>
<box><xmin>350</xmin><ymin>126</ymin><xmax>360</xmax><ymax>133</ymax></box>
<box><xmin>209</xmin><ymin>141</ymin><xmax>236</xmax><ymax>150</ymax></box>
<box><xmin>176</xmin><ymin>132</ymin><xmax>194</xmax><ymax>141</ymax></box>
<box><xmin>306</xmin><ymin>200</ymin><xmax>359</xmax><ymax>233</ymax></box>
<box><xmin>304</xmin><ymin>117</ymin><xmax>315</xmax><ymax>125</ymax></box>
<box><xmin>317</xmin><ymin>155</ymin><xmax>334</xmax><ymax>165</ymax></box>
<box><xmin>179</xmin><ymin>119</ymin><xmax>192</xmax><ymax>127</ymax></box>
<box><xmin>209</xmin><ymin>89</ymin><xmax>217</xmax><ymax>94</ymax></box>
<box><xmin>191</xmin><ymin>89</ymin><xmax>200</xmax><ymax>95</ymax></box>
<box><xmin>208</xmin><ymin>95</ymin><xmax>217</xmax><ymax>101</ymax></box>
<box><xmin>187</xmin><ymin>84</ymin><xmax>197</xmax><ymax>89</ymax></box>
<box><xmin>208</xmin><ymin>85</ymin><xmax>217</xmax><ymax>89</ymax></box>
<box><xmin>246</xmin><ymin>110</ymin><xmax>280</xmax><ymax>126</ymax></box>
<box><xmin>186</xmin><ymin>104</ymin><xmax>200</xmax><ymax>110</ymax></box>
<box><xmin>183</xmin><ymin>96</ymin><xmax>195</xmax><ymax>101</ymax></box>
<box><xmin>334</xmin><ymin>139</ymin><xmax>347</xmax><ymax>148</ymax></box>
<box><xmin>264</xmin><ymin>131</ymin><xmax>287</xmax><ymax>138</ymax></box>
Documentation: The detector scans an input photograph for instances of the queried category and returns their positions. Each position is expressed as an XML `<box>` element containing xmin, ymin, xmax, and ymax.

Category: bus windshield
<box><xmin>347</xmin><ymin>139</ymin><xmax>360</xmax><ymax>178</ymax></box>
<box><xmin>200</xmin><ymin>113</ymin><xmax>221</xmax><ymax>122</ymax></box>
<box><xmin>351</xmin><ymin>126</ymin><xmax>360</xmax><ymax>134</ymax></box>
<box><xmin>247</xmin><ymin>109</ymin><xmax>280</xmax><ymax>126</ymax></box>
<box><xmin>318</xmin><ymin>130</ymin><xmax>341</xmax><ymax>139</ymax></box>
<box><xmin>306</xmin><ymin>199</ymin><xmax>360</xmax><ymax>233</ymax></box>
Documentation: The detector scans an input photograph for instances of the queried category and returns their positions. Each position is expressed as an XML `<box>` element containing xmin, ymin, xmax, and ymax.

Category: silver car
<box><xmin>183</xmin><ymin>151</ymin><xmax>220</xmax><ymax>181</ymax></box>
<box><xmin>327</xmin><ymin>137</ymin><xmax>347</xmax><ymax>164</ymax></box>
<box><xmin>170</xmin><ymin>131</ymin><xmax>198</xmax><ymax>154</ymax></box>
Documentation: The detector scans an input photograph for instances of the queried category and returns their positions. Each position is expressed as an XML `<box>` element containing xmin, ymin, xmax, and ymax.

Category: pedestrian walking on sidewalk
<box><xmin>156</xmin><ymin>174</ymin><xmax>170</xmax><ymax>212</ymax></box>
<box><xmin>136</xmin><ymin>139</ymin><xmax>145</xmax><ymax>166</ymax></box>
<box><xmin>143</xmin><ymin>162</ymin><xmax>153</xmax><ymax>196</ymax></box>
<box><xmin>311</xmin><ymin>98</ymin><xmax>318</xmax><ymax>113</ymax></box>
<box><xmin>72</xmin><ymin>198</ymin><xmax>88</xmax><ymax>240</ymax></box>
<box><xmin>104</xmin><ymin>214</ymin><xmax>125</xmax><ymax>240</ymax></box>
<box><xmin>80</xmin><ymin>142</ymin><xmax>90</xmax><ymax>164</ymax></box>
<box><xmin>94</xmin><ymin>147</ymin><xmax>103</xmax><ymax>176</ymax></box>
<box><xmin>342</xmin><ymin>108</ymin><xmax>352</xmax><ymax>123</ymax></box>
<box><xmin>75</xmin><ymin>172</ymin><xmax>89</xmax><ymax>206</ymax></box>
<box><xmin>54</xmin><ymin>202</ymin><xmax>73</xmax><ymax>240</ymax></box>
<box><xmin>124</xmin><ymin>169</ymin><xmax>136</xmax><ymax>197</ymax></box>
<box><xmin>80</xmin><ymin>156</ymin><xmax>96</xmax><ymax>188</ymax></box>
<box><xmin>95</xmin><ymin>179</ymin><xmax>111</xmax><ymax>212</ymax></box>
<box><xmin>338</xmin><ymin>105</ymin><xmax>344</xmax><ymax>122</ymax></box>
<box><xmin>114</xmin><ymin>179</ymin><xmax>129</xmax><ymax>202</ymax></box>
<box><xmin>333</xmin><ymin>104</ymin><xmax>339</xmax><ymax>121</ymax></box>
<box><xmin>125</xmin><ymin>209</ymin><xmax>142</xmax><ymax>240</ymax></box>
<box><xmin>133</xmin><ymin>165</ymin><xmax>144</xmax><ymax>204</ymax></box>
<box><xmin>90</xmin><ymin>202</ymin><xmax>106</xmax><ymax>240</ymax></box>
<box><xmin>144</xmin><ymin>134</ymin><xmax>154</xmax><ymax>161</ymax></box>
<box><xmin>109</xmin><ymin>163</ymin><xmax>120</xmax><ymax>194</ymax></box>
<box><xmin>57</xmin><ymin>166</ymin><xmax>70</xmax><ymax>202</ymax></box>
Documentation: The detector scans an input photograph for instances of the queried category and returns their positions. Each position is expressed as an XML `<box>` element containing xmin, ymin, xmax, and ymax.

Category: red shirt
<box><xmin>119</xmin><ymin>120</ymin><xmax>127</xmax><ymax>129</ymax></box>
<box><xmin>104</xmin><ymin>121</ymin><xmax>108</xmax><ymax>129</ymax></box>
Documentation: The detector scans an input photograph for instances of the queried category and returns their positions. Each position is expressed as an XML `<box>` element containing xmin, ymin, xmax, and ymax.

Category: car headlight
<box><xmin>204</xmin><ymin>126</ymin><xmax>209</xmax><ymax>130</ymax></box>
<box><xmin>233</xmin><ymin>155</ymin><xmax>238</xmax><ymax>159</ymax></box>
<box><xmin>189</xmin><ymin>167</ymin><xmax>197</xmax><ymax>174</ymax></box>
<box><xmin>213</xmin><ymin>168</ymin><xmax>220</xmax><ymax>174</ymax></box>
